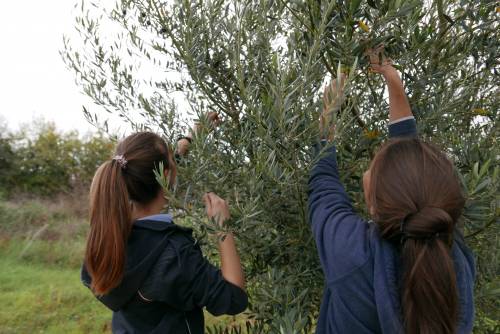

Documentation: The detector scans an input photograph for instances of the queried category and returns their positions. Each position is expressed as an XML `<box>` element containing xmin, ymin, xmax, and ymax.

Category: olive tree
<box><xmin>63</xmin><ymin>0</ymin><xmax>499</xmax><ymax>332</ymax></box>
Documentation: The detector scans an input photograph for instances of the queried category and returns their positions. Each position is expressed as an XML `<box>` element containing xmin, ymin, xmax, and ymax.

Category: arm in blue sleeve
<box><xmin>388</xmin><ymin>117</ymin><xmax>417</xmax><ymax>138</ymax></box>
<box><xmin>308</xmin><ymin>144</ymin><xmax>371</xmax><ymax>282</ymax></box>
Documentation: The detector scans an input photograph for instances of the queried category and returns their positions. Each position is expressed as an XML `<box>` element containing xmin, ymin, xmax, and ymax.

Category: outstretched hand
<box><xmin>366</xmin><ymin>45</ymin><xmax>412</xmax><ymax>122</ymax></box>
<box><xmin>203</xmin><ymin>192</ymin><xmax>230</xmax><ymax>227</ymax></box>
<box><xmin>320</xmin><ymin>74</ymin><xmax>346</xmax><ymax>140</ymax></box>
<box><xmin>193</xmin><ymin>112</ymin><xmax>221</xmax><ymax>135</ymax></box>
<box><xmin>177</xmin><ymin>112</ymin><xmax>221</xmax><ymax>156</ymax></box>
<box><xmin>366</xmin><ymin>45</ymin><xmax>395</xmax><ymax>76</ymax></box>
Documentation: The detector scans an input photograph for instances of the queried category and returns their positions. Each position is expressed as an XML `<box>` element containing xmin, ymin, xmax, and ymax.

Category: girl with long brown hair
<box><xmin>308</xmin><ymin>49</ymin><xmax>475</xmax><ymax>334</ymax></box>
<box><xmin>82</xmin><ymin>114</ymin><xmax>247</xmax><ymax>333</ymax></box>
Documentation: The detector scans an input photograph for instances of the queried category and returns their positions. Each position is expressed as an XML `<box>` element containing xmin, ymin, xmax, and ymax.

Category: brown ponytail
<box><xmin>86</xmin><ymin>160</ymin><xmax>132</xmax><ymax>295</ymax></box>
<box><xmin>401</xmin><ymin>207</ymin><xmax>458</xmax><ymax>334</ymax></box>
<box><xmin>368</xmin><ymin>138</ymin><xmax>465</xmax><ymax>334</ymax></box>
<box><xmin>85</xmin><ymin>132</ymin><xmax>172</xmax><ymax>295</ymax></box>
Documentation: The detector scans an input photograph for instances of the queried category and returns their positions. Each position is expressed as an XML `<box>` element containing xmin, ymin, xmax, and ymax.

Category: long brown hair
<box><xmin>85</xmin><ymin>132</ymin><xmax>171</xmax><ymax>295</ymax></box>
<box><xmin>368</xmin><ymin>138</ymin><xmax>465</xmax><ymax>334</ymax></box>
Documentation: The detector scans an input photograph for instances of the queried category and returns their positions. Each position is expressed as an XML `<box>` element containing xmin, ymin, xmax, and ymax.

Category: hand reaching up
<box><xmin>193</xmin><ymin>112</ymin><xmax>221</xmax><ymax>135</ymax></box>
<box><xmin>177</xmin><ymin>112</ymin><xmax>221</xmax><ymax>156</ymax></box>
<box><xmin>366</xmin><ymin>45</ymin><xmax>412</xmax><ymax>122</ymax></box>
<box><xmin>366</xmin><ymin>45</ymin><xmax>396</xmax><ymax>77</ymax></box>
<box><xmin>320</xmin><ymin>74</ymin><xmax>346</xmax><ymax>141</ymax></box>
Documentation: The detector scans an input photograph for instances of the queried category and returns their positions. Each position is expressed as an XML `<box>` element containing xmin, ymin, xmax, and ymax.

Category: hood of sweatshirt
<box><xmin>81</xmin><ymin>214</ymin><xmax>192</xmax><ymax>311</ymax></box>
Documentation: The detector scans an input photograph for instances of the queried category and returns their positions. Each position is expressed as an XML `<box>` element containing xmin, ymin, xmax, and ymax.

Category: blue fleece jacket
<box><xmin>308</xmin><ymin>118</ymin><xmax>475</xmax><ymax>333</ymax></box>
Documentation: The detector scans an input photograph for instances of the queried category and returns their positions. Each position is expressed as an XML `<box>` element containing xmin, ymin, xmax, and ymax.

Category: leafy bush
<box><xmin>0</xmin><ymin>121</ymin><xmax>113</xmax><ymax>197</ymax></box>
<box><xmin>63</xmin><ymin>0</ymin><xmax>499</xmax><ymax>332</ymax></box>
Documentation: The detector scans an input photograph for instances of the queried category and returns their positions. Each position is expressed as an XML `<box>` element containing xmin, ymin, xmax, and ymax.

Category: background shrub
<box><xmin>0</xmin><ymin>121</ymin><xmax>113</xmax><ymax>198</ymax></box>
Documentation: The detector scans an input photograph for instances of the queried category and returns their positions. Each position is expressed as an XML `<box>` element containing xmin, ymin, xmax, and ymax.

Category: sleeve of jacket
<box><xmin>388</xmin><ymin>117</ymin><xmax>417</xmax><ymax>138</ymax></box>
<box><xmin>142</xmin><ymin>233</ymin><xmax>248</xmax><ymax>316</ymax></box>
<box><xmin>308</xmin><ymin>144</ymin><xmax>372</xmax><ymax>282</ymax></box>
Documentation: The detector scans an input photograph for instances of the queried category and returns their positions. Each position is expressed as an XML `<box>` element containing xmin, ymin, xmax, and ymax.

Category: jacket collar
<box><xmin>134</xmin><ymin>214</ymin><xmax>174</xmax><ymax>231</ymax></box>
<box><xmin>137</xmin><ymin>213</ymin><xmax>173</xmax><ymax>222</ymax></box>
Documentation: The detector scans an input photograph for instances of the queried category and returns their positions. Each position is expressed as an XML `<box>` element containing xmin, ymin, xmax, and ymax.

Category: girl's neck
<box><xmin>132</xmin><ymin>193</ymin><xmax>167</xmax><ymax>220</ymax></box>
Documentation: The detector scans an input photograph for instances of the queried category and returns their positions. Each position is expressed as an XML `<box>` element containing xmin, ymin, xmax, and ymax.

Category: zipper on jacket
<box><xmin>184</xmin><ymin>313</ymin><xmax>192</xmax><ymax>334</ymax></box>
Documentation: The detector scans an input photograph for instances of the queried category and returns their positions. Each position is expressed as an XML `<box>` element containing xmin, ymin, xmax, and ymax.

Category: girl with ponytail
<box><xmin>82</xmin><ymin>115</ymin><xmax>247</xmax><ymax>333</ymax></box>
<box><xmin>308</xmin><ymin>47</ymin><xmax>475</xmax><ymax>334</ymax></box>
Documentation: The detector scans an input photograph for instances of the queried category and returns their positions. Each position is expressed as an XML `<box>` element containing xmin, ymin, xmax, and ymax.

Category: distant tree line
<box><xmin>0</xmin><ymin>120</ymin><xmax>113</xmax><ymax>198</ymax></box>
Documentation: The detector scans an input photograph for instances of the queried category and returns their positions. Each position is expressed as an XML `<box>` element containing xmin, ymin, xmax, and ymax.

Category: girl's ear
<box><xmin>363</xmin><ymin>169</ymin><xmax>377</xmax><ymax>217</ymax></box>
<box><xmin>363</xmin><ymin>169</ymin><xmax>371</xmax><ymax>200</ymax></box>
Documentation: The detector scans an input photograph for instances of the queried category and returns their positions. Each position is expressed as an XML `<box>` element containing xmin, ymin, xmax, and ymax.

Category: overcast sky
<box><xmin>0</xmin><ymin>1</ymin><xmax>127</xmax><ymax>134</ymax></box>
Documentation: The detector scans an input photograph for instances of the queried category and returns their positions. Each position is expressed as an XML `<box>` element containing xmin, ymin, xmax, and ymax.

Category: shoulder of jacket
<box><xmin>143</xmin><ymin>227</ymin><xmax>202</xmax><ymax>289</ymax></box>
<box><xmin>156</xmin><ymin>227</ymin><xmax>201</xmax><ymax>260</ymax></box>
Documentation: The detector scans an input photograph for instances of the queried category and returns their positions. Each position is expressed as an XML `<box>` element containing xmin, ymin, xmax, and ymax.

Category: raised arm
<box><xmin>368</xmin><ymin>46</ymin><xmax>413</xmax><ymax>123</ymax></box>
<box><xmin>203</xmin><ymin>192</ymin><xmax>245</xmax><ymax>290</ymax></box>
<box><xmin>384</xmin><ymin>69</ymin><xmax>413</xmax><ymax>123</ymax></box>
<box><xmin>176</xmin><ymin>112</ymin><xmax>220</xmax><ymax>157</ymax></box>
<box><xmin>308</xmin><ymin>76</ymin><xmax>371</xmax><ymax>281</ymax></box>
<box><xmin>368</xmin><ymin>46</ymin><xmax>417</xmax><ymax>138</ymax></box>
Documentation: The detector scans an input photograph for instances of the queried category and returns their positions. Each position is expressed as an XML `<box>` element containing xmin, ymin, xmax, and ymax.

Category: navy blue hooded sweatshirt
<box><xmin>82</xmin><ymin>214</ymin><xmax>248</xmax><ymax>333</ymax></box>
<box><xmin>308</xmin><ymin>118</ymin><xmax>475</xmax><ymax>333</ymax></box>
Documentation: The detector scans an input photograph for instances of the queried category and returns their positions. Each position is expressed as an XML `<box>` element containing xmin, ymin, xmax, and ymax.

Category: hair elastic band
<box><xmin>113</xmin><ymin>155</ymin><xmax>128</xmax><ymax>169</ymax></box>
<box><xmin>400</xmin><ymin>212</ymin><xmax>414</xmax><ymax>234</ymax></box>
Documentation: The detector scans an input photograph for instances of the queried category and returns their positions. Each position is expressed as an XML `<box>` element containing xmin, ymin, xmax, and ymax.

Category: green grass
<box><xmin>0</xmin><ymin>256</ymin><xmax>111</xmax><ymax>334</ymax></box>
